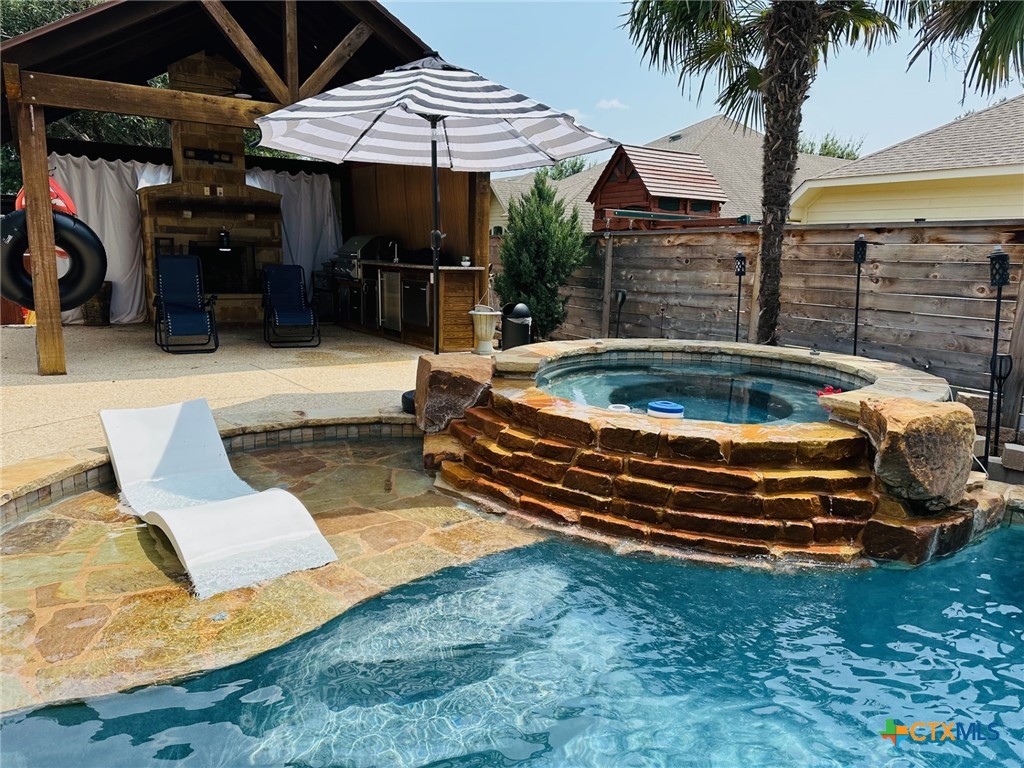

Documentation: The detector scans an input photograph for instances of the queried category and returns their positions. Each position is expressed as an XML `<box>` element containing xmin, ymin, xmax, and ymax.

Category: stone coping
<box><xmin>495</xmin><ymin>340</ymin><xmax>951</xmax><ymax>427</ymax></box>
<box><xmin>1</xmin><ymin>407</ymin><xmax>420</xmax><ymax>531</ymax></box>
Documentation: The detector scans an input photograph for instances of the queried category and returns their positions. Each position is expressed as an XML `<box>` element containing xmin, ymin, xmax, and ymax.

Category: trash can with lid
<box><xmin>501</xmin><ymin>302</ymin><xmax>532</xmax><ymax>350</ymax></box>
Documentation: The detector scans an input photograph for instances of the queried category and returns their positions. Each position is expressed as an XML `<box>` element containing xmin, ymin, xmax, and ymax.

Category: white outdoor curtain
<box><xmin>49</xmin><ymin>153</ymin><xmax>171</xmax><ymax>324</ymax></box>
<box><xmin>47</xmin><ymin>154</ymin><xmax>340</xmax><ymax>323</ymax></box>
<box><xmin>245</xmin><ymin>167</ymin><xmax>342</xmax><ymax>281</ymax></box>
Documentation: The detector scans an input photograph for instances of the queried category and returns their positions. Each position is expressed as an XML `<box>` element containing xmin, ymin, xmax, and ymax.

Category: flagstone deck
<box><xmin>0</xmin><ymin>438</ymin><xmax>542</xmax><ymax>713</ymax></box>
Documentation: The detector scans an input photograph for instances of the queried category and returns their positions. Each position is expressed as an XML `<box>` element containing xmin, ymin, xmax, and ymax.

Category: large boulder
<box><xmin>859</xmin><ymin>398</ymin><xmax>975</xmax><ymax>512</ymax></box>
<box><xmin>415</xmin><ymin>354</ymin><xmax>494</xmax><ymax>434</ymax></box>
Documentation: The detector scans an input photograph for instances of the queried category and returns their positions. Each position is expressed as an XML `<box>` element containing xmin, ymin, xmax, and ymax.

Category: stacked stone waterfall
<box><xmin>417</xmin><ymin>348</ymin><xmax>1006</xmax><ymax>566</ymax></box>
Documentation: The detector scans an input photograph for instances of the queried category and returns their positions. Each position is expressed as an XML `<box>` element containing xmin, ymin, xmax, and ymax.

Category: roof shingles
<box><xmin>812</xmin><ymin>93</ymin><xmax>1024</xmax><ymax>180</ymax></box>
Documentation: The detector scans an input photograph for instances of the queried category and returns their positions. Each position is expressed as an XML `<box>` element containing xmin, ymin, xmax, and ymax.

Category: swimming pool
<box><xmin>537</xmin><ymin>362</ymin><xmax>849</xmax><ymax>424</ymax></box>
<box><xmin>3</xmin><ymin>529</ymin><xmax>1021</xmax><ymax>767</ymax></box>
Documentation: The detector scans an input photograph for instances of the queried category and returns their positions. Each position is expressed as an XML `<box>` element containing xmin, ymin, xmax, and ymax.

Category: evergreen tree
<box><xmin>494</xmin><ymin>174</ymin><xmax>590</xmax><ymax>339</ymax></box>
<box><xmin>798</xmin><ymin>131</ymin><xmax>863</xmax><ymax>160</ymax></box>
<box><xmin>536</xmin><ymin>157</ymin><xmax>588</xmax><ymax>181</ymax></box>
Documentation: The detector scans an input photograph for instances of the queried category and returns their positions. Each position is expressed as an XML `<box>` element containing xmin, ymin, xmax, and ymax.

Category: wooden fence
<box><xmin>547</xmin><ymin>220</ymin><xmax>1024</xmax><ymax>401</ymax></box>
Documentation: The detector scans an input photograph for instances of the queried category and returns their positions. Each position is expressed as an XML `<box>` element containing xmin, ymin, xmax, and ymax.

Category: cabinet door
<box><xmin>402</xmin><ymin>280</ymin><xmax>431</xmax><ymax>328</ymax></box>
<box><xmin>380</xmin><ymin>271</ymin><xmax>402</xmax><ymax>332</ymax></box>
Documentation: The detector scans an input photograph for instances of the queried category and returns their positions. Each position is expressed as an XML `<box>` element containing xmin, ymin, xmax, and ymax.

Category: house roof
<box><xmin>645</xmin><ymin>115</ymin><xmax>850</xmax><ymax>218</ymax></box>
<box><xmin>810</xmin><ymin>93</ymin><xmax>1024</xmax><ymax>181</ymax></box>
<box><xmin>0</xmin><ymin>0</ymin><xmax>430</xmax><ymax>142</ymax></box>
<box><xmin>586</xmin><ymin>144</ymin><xmax>728</xmax><ymax>204</ymax></box>
<box><xmin>492</xmin><ymin>164</ymin><xmax>605</xmax><ymax>226</ymax></box>
<box><xmin>491</xmin><ymin>173</ymin><xmax>540</xmax><ymax>214</ymax></box>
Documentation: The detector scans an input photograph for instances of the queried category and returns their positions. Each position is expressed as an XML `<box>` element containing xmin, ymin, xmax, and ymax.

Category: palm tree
<box><xmin>898</xmin><ymin>0</ymin><xmax>1024</xmax><ymax>97</ymax></box>
<box><xmin>627</xmin><ymin>0</ymin><xmax>898</xmax><ymax>344</ymax></box>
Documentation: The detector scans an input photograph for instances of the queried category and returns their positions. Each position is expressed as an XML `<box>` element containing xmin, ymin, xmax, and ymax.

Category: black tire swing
<box><xmin>0</xmin><ymin>209</ymin><xmax>107</xmax><ymax>311</ymax></box>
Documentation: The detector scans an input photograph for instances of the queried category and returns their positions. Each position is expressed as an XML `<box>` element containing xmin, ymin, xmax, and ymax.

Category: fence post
<box><xmin>600</xmin><ymin>233</ymin><xmax>613</xmax><ymax>337</ymax></box>
<box><xmin>746</xmin><ymin>227</ymin><xmax>764</xmax><ymax>343</ymax></box>
<box><xmin>1000</xmin><ymin>259</ymin><xmax>1024</xmax><ymax>435</ymax></box>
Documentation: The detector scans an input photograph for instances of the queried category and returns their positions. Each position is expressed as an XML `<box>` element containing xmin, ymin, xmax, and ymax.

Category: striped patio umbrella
<box><xmin>257</xmin><ymin>54</ymin><xmax>617</xmax><ymax>353</ymax></box>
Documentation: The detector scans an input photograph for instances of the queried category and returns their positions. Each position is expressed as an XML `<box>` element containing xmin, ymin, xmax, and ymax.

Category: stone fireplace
<box><xmin>138</xmin><ymin>53</ymin><xmax>282</xmax><ymax>323</ymax></box>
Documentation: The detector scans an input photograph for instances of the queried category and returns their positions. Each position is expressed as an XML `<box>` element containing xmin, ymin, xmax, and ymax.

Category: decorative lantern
<box><xmin>989</xmin><ymin>245</ymin><xmax>1009</xmax><ymax>287</ymax></box>
<box><xmin>734</xmin><ymin>253</ymin><xmax>747</xmax><ymax>277</ymax></box>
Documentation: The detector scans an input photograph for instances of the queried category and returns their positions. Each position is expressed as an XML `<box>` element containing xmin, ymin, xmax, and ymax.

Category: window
<box><xmin>689</xmin><ymin>200</ymin><xmax>713</xmax><ymax>213</ymax></box>
<box><xmin>658</xmin><ymin>197</ymin><xmax>680</xmax><ymax>211</ymax></box>
<box><xmin>491</xmin><ymin>226</ymin><xmax>503</xmax><ymax>236</ymax></box>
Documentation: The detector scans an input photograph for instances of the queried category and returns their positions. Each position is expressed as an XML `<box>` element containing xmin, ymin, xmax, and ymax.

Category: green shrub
<box><xmin>494</xmin><ymin>174</ymin><xmax>590</xmax><ymax>339</ymax></box>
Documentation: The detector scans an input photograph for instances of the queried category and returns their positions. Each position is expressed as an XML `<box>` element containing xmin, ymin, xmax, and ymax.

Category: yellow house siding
<box><xmin>793</xmin><ymin>174</ymin><xmax>1024</xmax><ymax>224</ymax></box>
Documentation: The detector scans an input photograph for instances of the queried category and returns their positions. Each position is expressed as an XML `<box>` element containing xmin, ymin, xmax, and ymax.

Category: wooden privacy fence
<box><xmin>551</xmin><ymin>219</ymin><xmax>1024</xmax><ymax>403</ymax></box>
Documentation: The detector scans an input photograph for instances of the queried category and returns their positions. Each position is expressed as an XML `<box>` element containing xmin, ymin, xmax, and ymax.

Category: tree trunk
<box><xmin>756</xmin><ymin>1</ymin><xmax>818</xmax><ymax>344</ymax></box>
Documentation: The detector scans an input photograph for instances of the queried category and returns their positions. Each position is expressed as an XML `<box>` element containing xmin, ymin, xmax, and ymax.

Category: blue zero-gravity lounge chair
<box><xmin>154</xmin><ymin>254</ymin><xmax>219</xmax><ymax>354</ymax></box>
<box><xmin>262</xmin><ymin>264</ymin><xmax>320</xmax><ymax>348</ymax></box>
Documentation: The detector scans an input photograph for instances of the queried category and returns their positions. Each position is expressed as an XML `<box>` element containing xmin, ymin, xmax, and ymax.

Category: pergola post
<box><xmin>13</xmin><ymin>100</ymin><xmax>67</xmax><ymax>375</ymax></box>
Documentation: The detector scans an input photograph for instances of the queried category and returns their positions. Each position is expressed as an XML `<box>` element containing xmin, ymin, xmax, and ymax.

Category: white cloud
<box><xmin>597</xmin><ymin>98</ymin><xmax>629</xmax><ymax>110</ymax></box>
<box><xmin>566</xmin><ymin>108</ymin><xmax>587</xmax><ymax>121</ymax></box>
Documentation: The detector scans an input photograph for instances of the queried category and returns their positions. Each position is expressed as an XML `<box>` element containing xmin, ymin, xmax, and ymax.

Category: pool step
<box><xmin>441</xmin><ymin>406</ymin><xmax>880</xmax><ymax>563</ymax></box>
<box><xmin>451</xmin><ymin>411</ymin><xmax>876</xmax><ymax>496</ymax></box>
<box><xmin>441</xmin><ymin>452</ymin><xmax>872</xmax><ymax>562</ymax></box>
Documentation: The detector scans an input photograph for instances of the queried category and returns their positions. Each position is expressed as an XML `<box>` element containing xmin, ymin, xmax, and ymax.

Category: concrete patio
<box><xmin>1</xmin><ymin>323</ymin><xmax>423</xmax><ymax>469</ymax></box>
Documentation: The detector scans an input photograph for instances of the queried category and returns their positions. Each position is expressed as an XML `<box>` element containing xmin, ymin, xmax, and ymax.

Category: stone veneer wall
<box><xmin>422</xmin><ymin>341</ymin><xmax>1005</xmax><ymax>566</ymax></box>
<box><xmin>1</xmin><ymin>419</ymin><xmax>420</xmax><ymax>531</ymax></box>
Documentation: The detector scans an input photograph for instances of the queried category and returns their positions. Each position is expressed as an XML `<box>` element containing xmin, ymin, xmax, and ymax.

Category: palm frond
<box><xmin>906</xmin><ymin>1</ymin><xmax>1024</xmax><ymax>96</ymax></box>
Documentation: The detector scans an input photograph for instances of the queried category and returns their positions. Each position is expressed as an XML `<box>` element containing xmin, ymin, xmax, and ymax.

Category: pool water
<box><xmin>3</xmin><ymin>529</ymin><xmax>1021</xmax><ymax>767</ymax></box>
<box><xmin>538</xmin><ymin>363</ymin><xmax>850</xmax><ymax>424</ymax></box>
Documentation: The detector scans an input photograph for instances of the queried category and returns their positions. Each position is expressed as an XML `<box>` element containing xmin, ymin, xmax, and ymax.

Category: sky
<box><xmin>389</xmin><ymin>0</ymin><xmax>1022</xmax><ymax>164</ymax></box>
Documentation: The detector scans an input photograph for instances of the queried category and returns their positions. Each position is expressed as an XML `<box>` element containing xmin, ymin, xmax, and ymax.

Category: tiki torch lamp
<box><xmin>852</xmin><ymin>234</ymin><xmax>868</xmax><ymax>355</ymax></box>
<box><xmin>984</xmin><ymin>245</ymin><xmax>1011</xmax><ymax>464</ymax></box>
<box><xmin>734</xmin><ymin>252</ymin><xmax>746</xmax><ymax>342</ymax></box>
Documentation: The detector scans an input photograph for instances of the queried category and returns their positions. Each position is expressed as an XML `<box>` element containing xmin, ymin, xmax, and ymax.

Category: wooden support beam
<box><xmin>747</xmin><ymin>231</ymin><xmax>763</xmax><ymax>343</ymax></box>
<box><xmin>3</xmin><ymin>63</ymin><xmax>23</xmax><ymax>144</ymax></box>
<box><xmin>344</xmin><ymin>2</ymin><xmax>422</xmax><ymax>60</ymax></box>
<box><xmin>200</xmin><ymin>0</ymin><xmax>291</xmax><ymax>104</ymax></box>
<box><xmin>600</xmin><ymin>235</ymin><xmax>613</xmax><ymax>337</ymax></box>
<box><xmin>4</xmin><ymin>62</ymin><xmax>23</xmax><ymax>101</ymax></box>
<box><xmin>1000</xmin><ymin>267</ymin><xmax>1024</xmax><ymax>428</ymax></box>
<box><xmin>299</xmin><ymin>22</ymin><xmax>371</xmax><ymax>100</ymax></box>
<box><xmin>468</xmin><ymin>172</ymin><xmax>491</xmax><ymax>304</ymax></box>
<box><xmin>14</xmin><ymin>71</ymin><xmax>280</xmax><ymax>128</ymax></box>
<box><xmin>13</xmin><ymin>102</ymin><xmax>66</xmax><ymax>375</ymax></box>
<box><xmin>283</xmin><ymin>0</ymin><xmax>299</xmax><ymax>102</ymax></box>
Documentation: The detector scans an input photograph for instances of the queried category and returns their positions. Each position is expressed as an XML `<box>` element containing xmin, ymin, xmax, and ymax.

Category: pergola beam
<box><xmin>299</xmin><ymin>22</ymin><xmax>371</xmax><ymax>100</ymax></box>
<box><xmin>12</xmin><ymin>98</ymin><xmax>66</xmax><ymax>375</ymax></box>
<box><xmin>13</xmin><ymin>70</ymin><xmax>280</xmax><ymax>127</ymax></box>
<box><xmin>283</xmin><ymin>0</ymin><xmax>299</xmax><ymax>102</ymax></box>
<box><xmin>200</xmin><ymin>0</ymin><xmax>291</xmax><ymax>105</ymax></box>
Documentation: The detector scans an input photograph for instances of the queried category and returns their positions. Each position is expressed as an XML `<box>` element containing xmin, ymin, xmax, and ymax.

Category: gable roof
<box><xmin>810</xmin><ymin>93</ymin><xmax>1024</xmax><ymax>181</ymax></box>
<box><xmin>645</xmin><ymin>115</ymin><xmax>850</xmax><ymax>217</ymax></box>
<box><xmin>586</xmin><ymin>145</ymin><xmax>727</xmax><ymax>204</ymax></box>
<box><xmin>491</xmin><ymin>164</ymin><xmax>604</xmax><ymax>228</ymax></box>
<box><xmin>0</xmin><ymin>0</ymin><xmax>430</xmax><ymax>141</ymax></box>
<box><xmin>491</xmin><ymin>173</ymin><xmax>540</xmax><ymax>214</ymax></box>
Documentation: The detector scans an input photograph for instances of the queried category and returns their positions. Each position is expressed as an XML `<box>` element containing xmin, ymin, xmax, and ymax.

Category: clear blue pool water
<box><xmin>537</xmin><ymin>363</ymin><xmax>851</xmax><ymax>424</ymax></box>
<box><xmin>3</xmin><ymin>529</ymin><xmax>1022</xmax><ymax>767</ymax></box>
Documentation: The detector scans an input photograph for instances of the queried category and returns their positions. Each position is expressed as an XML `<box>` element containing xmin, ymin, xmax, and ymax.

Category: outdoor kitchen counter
<box><xmin>355</xmin><ymin>263</ymin><xmax>484</xmax><ymax>352</ymax></box>
<box><xmin>361</xmin><ymin>261</ymin><xmax>486</xmax><ymax>271</ymax></box>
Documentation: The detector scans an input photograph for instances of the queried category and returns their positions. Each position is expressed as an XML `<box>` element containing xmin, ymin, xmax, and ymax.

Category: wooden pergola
<box><xmin>0</xmin><ymin>0</ymin><xmax>433</xmax><ymax>374</ymax></box>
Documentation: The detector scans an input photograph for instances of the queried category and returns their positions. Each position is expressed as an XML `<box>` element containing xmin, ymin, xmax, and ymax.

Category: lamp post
<box><xmin>984</xmin><ymin>245</ymin><xmax>1011</xmax><ymax>465</ymax></box>
<box><xmin>734</xmin><ymin>252</ymin><xmax>746</xmax><ymax>342</ymax></box>
<box><xmin>993</xmin><ymin>353</ymin><xmax>1014</xmax><ymax>461</ymax></box>
<box><xmin>852</xmin><ymin>234</ymin><xmax>868</xmax><ymax>355</ymax></box>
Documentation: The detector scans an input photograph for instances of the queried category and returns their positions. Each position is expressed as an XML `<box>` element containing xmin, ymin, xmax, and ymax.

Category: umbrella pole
<box><xmin>430</xmin><ymin>117</ymin><xmax>442</xmax><ymax>355</ymax></box>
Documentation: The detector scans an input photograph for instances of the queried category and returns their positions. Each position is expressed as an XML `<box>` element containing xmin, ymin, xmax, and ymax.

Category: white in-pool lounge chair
<box><xmin>100</xmin><ymin>399</ymin><xmax>337</xmax><ymax>599</ymax></box>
